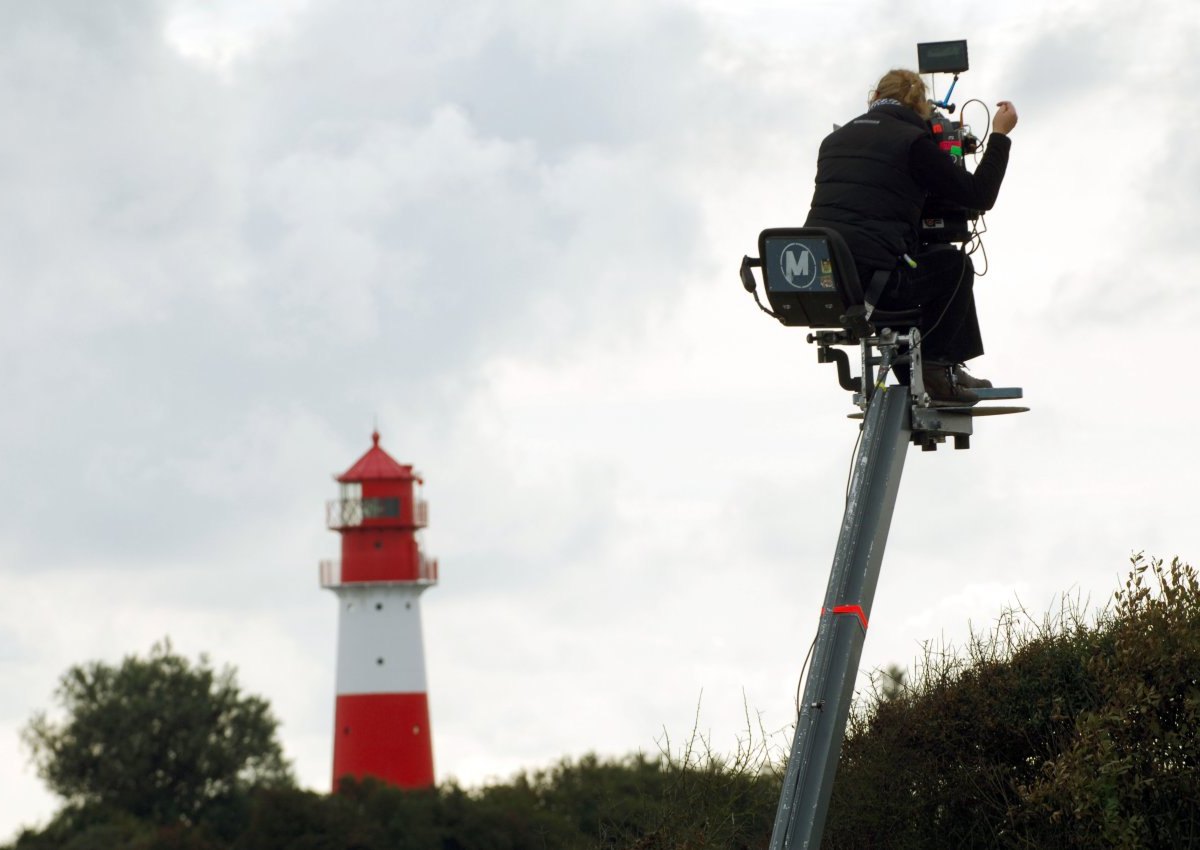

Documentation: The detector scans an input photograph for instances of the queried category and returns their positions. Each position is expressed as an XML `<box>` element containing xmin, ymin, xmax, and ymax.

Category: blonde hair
<box><xmin>872</xmin><ymin>69</ymin><xmax>931</xmax><ymax>119</ymax></box>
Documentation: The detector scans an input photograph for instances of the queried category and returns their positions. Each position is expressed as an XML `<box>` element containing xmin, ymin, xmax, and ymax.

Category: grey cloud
<box><xmin>1006</xmin><ymin>12</ymin><xmax>1125</xmax><ymax>109</ymax></box>
<box><xmin>0</xmin><ymin>0</ymin><xmax>762</xmax><ymax>570</ymax></box>
<box><xmin>246</xmin><ymin>1</ymin><xmax>721</xmax><ymax>156</ymax></box>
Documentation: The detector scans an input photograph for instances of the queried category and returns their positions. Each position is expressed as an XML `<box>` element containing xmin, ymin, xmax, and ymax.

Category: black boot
<box><xmin>952</xmin><ymin>364</ymin><xmax>993</xmax><ymax>389</ymax></box>
<box><xmin>922</xmin><ymin>363</ymin><xmax>979</xmax><ymax>405</ymax></box>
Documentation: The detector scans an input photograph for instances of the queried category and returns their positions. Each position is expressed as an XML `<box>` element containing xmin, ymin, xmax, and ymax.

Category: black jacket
<box><xmin>805</xmin><ymin>103</ymin><xmax>1011</xmax><ymax>277</ymax></box>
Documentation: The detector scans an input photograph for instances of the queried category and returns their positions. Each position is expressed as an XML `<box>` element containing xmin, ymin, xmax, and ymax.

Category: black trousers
<box><xmin>876</xmin><ymin>245</ymin><xmax>984</xmax><ymax>364</ymax></box>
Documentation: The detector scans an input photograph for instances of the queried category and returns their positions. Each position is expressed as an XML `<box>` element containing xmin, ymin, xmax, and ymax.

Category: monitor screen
<box><xmin>917</xmin><ymin>40</ymin><xmax>969</xmax><ymax>74</ymax></box>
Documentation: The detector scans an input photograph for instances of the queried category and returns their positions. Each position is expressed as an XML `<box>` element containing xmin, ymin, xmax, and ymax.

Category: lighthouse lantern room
<box><xmin>320</xmin><ymin>431</ymin><xmax>438</xmax><ymax>789</ymax></box>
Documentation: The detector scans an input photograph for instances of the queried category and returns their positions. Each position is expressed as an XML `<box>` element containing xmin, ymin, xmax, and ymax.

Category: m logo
<box><xmin>781</xmin><ymin>243</ymin><xmax>818</xmax><ymax>289</ymax></box>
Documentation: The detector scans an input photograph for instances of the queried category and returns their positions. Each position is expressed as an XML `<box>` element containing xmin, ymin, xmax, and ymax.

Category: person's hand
<box><xmin>993</xmin><ymin>101</ymin><xmax>1018</xmax><ymax>135</ymax></box>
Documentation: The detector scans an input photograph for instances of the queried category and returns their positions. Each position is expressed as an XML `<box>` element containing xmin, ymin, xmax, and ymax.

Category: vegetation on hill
<box><xmin>8</xmin><ymin>555</ymin><xmax>1199</xmax><ymax>850</ymax></box>
<box><xmin>824</xmin><ymin>554</ymin><xmax>1200</xmax><ymax>849</ymax></box>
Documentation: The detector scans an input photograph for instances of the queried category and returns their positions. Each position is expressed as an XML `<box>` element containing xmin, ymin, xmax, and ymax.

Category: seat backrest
<box><xmin>758</xmin><ymin>227</ymin><xmax>865</xmax><ymax>328</ymax></box>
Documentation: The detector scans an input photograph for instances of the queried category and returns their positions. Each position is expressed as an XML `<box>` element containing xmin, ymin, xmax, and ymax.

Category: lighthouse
<box><xmin>320</xmin><ymin>431</ymin><xmax>438</xmax><ymax>789</ymax></box>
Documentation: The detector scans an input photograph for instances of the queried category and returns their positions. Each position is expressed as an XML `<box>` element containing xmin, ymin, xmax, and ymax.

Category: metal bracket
<box><xmin>809</xmin><ymin>328</ymin><xmax>1031</xmax><ymax>452</ymax></box>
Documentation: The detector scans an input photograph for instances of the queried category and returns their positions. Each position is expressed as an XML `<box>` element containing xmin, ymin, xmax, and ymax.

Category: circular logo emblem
<box><xmin>780</xmin><ymin>243</ymin><xmax>818</xmax><ymax>289</ymax></box>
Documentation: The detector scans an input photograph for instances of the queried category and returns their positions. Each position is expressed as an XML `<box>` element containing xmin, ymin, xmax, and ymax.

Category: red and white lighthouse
<box><xmin>320</xmin><ymin>431</ymin><xmax>438</xmax><ymax>789</ymax></box>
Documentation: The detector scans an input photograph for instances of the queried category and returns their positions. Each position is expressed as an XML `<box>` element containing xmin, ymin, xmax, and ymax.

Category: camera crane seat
<box><xmin>738</xmin><ymin>40</ymin><xmax>1026</xmax><ymax>850</ymax></box>
<box><xmin>739</xmin><ymin>225</ymin><xmax>1025</xmax><ymax>443</ymax></box>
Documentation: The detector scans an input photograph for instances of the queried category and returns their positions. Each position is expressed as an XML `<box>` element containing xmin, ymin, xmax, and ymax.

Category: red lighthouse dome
<box><xmin>320</xmin><ymin>431</ymin><xmax>438</xmax><ymax>789</ymax></box>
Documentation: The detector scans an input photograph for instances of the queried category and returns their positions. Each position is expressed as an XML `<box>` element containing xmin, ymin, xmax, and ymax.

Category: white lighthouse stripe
<box><xmin>333</xmin><ymin>584</ymin><xmax>430</xmax><ymax>695</ymax></box>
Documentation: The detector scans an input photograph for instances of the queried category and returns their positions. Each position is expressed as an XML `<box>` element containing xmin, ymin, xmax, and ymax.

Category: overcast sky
<box><xmin>3</xmin><ymin>0</ymin><xmax>1199</xmax><ymax>839</ymax></box>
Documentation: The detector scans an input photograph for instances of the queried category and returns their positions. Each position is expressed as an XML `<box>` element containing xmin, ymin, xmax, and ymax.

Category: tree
<box><xmin>22</xmin><ymin>640</ymin><xmax>293</xmax><ymax>826</ymax></box>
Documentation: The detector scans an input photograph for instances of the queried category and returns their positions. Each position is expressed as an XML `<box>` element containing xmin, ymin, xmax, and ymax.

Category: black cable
<box><xmin>970</xmin><ymin>220</ymin><xmax>989</xmax><ymax>277</ymax></box>
<box><xmin>913</xmin><ymin>246</ymin><xmax>969</xmax><ymax>346</ymax></box>
<box><xmin>920</xmin><ymin>133</ymin><xmax>995</xmax><ymax>344</ymax></box>
<box><xmin>922</xmin><ymin>207</ymin><xmax>994</xmax><ymax>347</ymax></box>
<box><xmin>959</xmin><ymin>98</ymin><xmax>992</xmax><ymax>155</ymax></box>
<box><xmin>794</xmin><ymin>633</ymin><xmax>817</xmax><ymax>717</ymax></box>
<box><xmin>914</xmin><ymin>92</ymin><xmax>991</xmax><ymax>348</ymax></box>
<box><xmin>966</xmin><ymin>214</ymin><xmax>988</xmax><ymax>251</ymax></box>
<box><xmin>798</xmin><ymin>390</ymin><xmax>875</xmax><ymax>717</ymax></box>
<box><xmin>759</xmin><ymin>303</ymin><xmax>777</xmax><ymax>316</ymax></box>
<box><xmin>783</xmin><ymin>627</ymin><xmax>819</xmax><ymax>849</ymax></box>
<box><xmin>752</xmin><ymin>290</ymin><xmax>779</xmax><ymax>319</ymax></box>
<box><xmin>844</xmin><ymin>419</ymin><xmax>864</xmax><ymax>500</ymax></box>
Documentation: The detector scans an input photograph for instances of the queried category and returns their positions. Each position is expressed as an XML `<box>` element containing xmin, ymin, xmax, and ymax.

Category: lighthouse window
<box><xmin>361</xmin><ymin>497</ymin><xmax>400</xmax><ymax>519</ymax></box>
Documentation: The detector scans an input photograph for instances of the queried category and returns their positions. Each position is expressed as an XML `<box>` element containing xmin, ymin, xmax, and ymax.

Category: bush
<box><xmin>824</xmin><ymin>555</ymin><xmax>1200</xmax><ymax>850</ymax></box>
<box><xmin>1016</xmin><ymin>556</ymin><xmax>1200</xmax><ymax>848</ymax></box>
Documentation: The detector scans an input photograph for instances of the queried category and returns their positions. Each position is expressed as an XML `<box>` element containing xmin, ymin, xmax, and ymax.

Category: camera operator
<box><xmin>804</xmin><ymin>69</ymin><xmax>1018</xmax><ymax>404</ymax></box>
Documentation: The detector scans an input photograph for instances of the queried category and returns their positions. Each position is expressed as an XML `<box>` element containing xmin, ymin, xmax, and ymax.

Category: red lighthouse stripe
<box><xmin>333</xmin><ymin>692</ymin><xmax>434</xmax><ymax>789</ymax></box>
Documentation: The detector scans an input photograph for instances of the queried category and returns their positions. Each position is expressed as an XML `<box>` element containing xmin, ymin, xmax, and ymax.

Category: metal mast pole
<box><xmin>769</xmin><ymin>385</ymin><xmax>912</xmax><ymax>849</ymax></box>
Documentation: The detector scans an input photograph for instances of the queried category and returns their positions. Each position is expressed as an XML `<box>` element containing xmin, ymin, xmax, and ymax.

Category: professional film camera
<box><xmin>918</xmin><ymin>39</ymin><xmax>981</xmax><ymax>244</ymax></box>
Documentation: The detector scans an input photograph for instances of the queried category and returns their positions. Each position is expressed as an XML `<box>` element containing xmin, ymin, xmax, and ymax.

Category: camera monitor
<box><xmin>917</xmin><ymin>40</ymin><xmax>969</xmax><ymax>74</ymax></box>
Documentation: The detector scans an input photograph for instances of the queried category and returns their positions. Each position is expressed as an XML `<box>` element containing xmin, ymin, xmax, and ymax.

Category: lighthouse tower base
<box><xmin>328</xmin><ymin>581</ymin><xmax>435</xmax><ymax>789</ymax></box>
